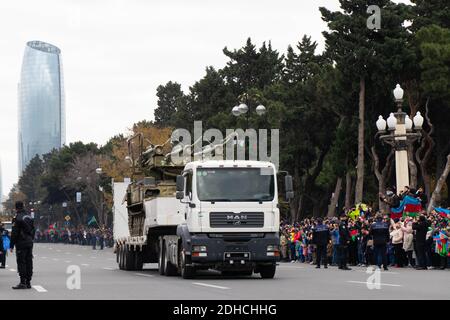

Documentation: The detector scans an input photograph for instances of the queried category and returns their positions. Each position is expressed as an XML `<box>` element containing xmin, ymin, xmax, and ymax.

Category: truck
<box><xmin>114</xmin><ymin>133</ymin><xmax>294</xmax><ymax>279</ymax></box>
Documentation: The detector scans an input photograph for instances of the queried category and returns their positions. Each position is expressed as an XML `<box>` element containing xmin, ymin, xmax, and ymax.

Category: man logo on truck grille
<box><xmin>227</xmin><ymin>214</ymin><xmax>248</xmax><ymax>224</ymax></box>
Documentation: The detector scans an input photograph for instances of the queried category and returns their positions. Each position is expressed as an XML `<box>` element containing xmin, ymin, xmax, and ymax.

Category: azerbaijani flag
<box><xmin>88</xmin><ymin>215</ymin><xmax>98</xmax><ymax>226</ymax></box>
<box><xmin>390</xmin><ymin>205</ymin><xmax>403</xmax><ymax>220</ymax></box>
<box><xmin>433</xmin><ymin>232</ymin><xmax>449</xmax><ymax>257</ymax></box>
<box><xmin>402</xmin><ymin>195</ymin><xmax>422</xmax><ymax>217</ymax></box>
<box><xmin>350</xmin><ymin>229</ymin><xmax>359</xmax><ymax>241</ymax></box>
<box><xmin>435</xmin><ymin>207</ymin><xmax>450</xmax><ymax>219</ymax></box>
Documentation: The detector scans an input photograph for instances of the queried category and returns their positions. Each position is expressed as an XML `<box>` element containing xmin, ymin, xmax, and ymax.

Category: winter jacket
<box><xmin>312</xmin><ymin>224</ymin><xmax>330</xmax><ymax>246</ymax></box>
<box><xmin>390</xmin><ymin>228</ymin><xmax>403</xmax><ymax>244</ymax></box>
<box><xmin>370</xmin><ymin>220</ymin><xmax>390</xmax><ymax>246</ymax></box>
<box><xmin>412</xmin><ymin>220</ymin><xmax>429</xmax><ymax>245</ymax></box>
<box><xmin>10</xmin><ymin>209</ymin><xmax>35</xmax><ymax>250</ymax></box>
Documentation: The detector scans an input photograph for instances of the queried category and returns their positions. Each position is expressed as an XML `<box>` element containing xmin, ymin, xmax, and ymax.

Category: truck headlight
<box><xmin>192</xmin><ymin>245</ymin><xmax>207</xmax><ymax>257</ymax></box>
<box><xmin>192</xmin><ymin>245</ymin><xmax>207</xmax><ymax>252</ymax></box>
<box><xmin>267</xmin><ymin>245</ymin><xmax>280</xmax><ymax>257</ymax></box>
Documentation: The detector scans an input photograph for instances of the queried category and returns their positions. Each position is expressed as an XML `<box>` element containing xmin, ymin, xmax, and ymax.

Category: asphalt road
<box><xmin>0</xmin><ymin>243</ymin><xmax>448</xmax><ymax>300</ymax></box>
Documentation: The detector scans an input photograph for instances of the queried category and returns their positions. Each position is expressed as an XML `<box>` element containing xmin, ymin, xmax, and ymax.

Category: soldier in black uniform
<box><xmin>369</xmin><ymin>213</ymin><xmax>390</xmax><ymax>270</ymax></box>
<box><xmin>312</xmin><ymin>218</ymin><xmax>330</xmax><ymax>269</ymax></box>
<box><xmin>338</xmin><ymin>214</ymin><xmax>351</xmax><ymax>270</ymax></box>
<box><xmin>10</xmin><ymin>201</ymin><xmax>35</xmax><ymax>289</ymax></box>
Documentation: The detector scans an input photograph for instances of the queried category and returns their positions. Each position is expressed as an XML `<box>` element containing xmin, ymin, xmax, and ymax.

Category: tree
<box><xmin>18</xmin><ymin>155</ymin><xmax>47</xmax><ymax>203</ymax></box>
<box><xmin>222</xmin><ymin>38</ymin><xmax>284</xmax><ymax>94</ymax></box>
<box><xmin>321</xmin><ymin>0</ymin><xmax>414</xmax><ymax>204</ymax></box>
<box><xmin>154</xmin><ymin>81</ymin><xmax>188</xmax><ymax>128</ymax></box>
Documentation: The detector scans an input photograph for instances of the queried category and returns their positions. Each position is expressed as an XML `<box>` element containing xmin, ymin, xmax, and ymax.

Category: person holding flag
<box><xmin>433</xmin><ymin>226</ymin><xmax>449</xmax><ymax>270</ymax></box>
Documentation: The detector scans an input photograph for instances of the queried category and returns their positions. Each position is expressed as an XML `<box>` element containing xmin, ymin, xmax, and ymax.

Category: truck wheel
<box><xmin>118</xmin><ymin>246</ymin><xmax>125</xmax><ymax>270</ymax></box>
<box><xmin>125</xmin><ymin>246</ymin><xmax>135</xmax><ymax>271</ymax></box>
<box><xmin>164</xmin><ymin>247</ymin><xmax>177</xmax><ymax>276</ymax></box>
<box><xmin>158</xmin><ymin>240</ymin><xmax>165</xmax><ymax>275</ymax></box>
<box><xmin>259</xmin><ymin>265</ymin><xmax>276</xmax><ymax>279</ymax></box>
<box><xmin>135</xmin><ymin>249</ymin><xmax>144</xmax><ymax>271</ymax></box>
<box><xmin>117</xmin><ymin>246</ymin><xmax>122</xmax><ymax>269</ymax></box>
<box><xmin>179</xmin><ymin>249</ymin><xmax>195</xmax><ymax>279</ymax></box>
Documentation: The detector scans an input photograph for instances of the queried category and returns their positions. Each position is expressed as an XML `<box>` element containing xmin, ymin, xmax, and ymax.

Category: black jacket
<box><xmin>387</xmin><ymin>194</ymin><xmax>400</xmax><ymax>208</ymax></box>
<box><xmin>369</xmin><ymin>220</ymin><xmax>390</xmax><ymax>246</ymax></box>
<box><xmin>339</xmin><ymin>221</ymin><xmax>350</xmax><ymax>245</ymax></box>
<box><xmin>0</xmin><ymin>227</ymin><xmax>4</xmax><ymax>252</ymax></box>
<box><xmin>10</xmin><ymin>209</ymin><xmax>35</xmax><ymax>250</ymax></box>
<box><xmin>412</xmin><ymin>220</ymin><xmax>429</xmax><ymax>245</ymax></box>
<box><xmin>312</xmin><ymin>224</ymin><xmax>330</xmax><ymax>246</ymax></box>
<box><xmin>416</xmin><ymin>192</ymin><xmax>428</xmax><ymax>208</ymax></box>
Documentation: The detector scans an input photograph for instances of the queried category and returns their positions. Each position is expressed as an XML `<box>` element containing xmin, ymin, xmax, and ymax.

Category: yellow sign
<box><xmin>65</xmin><ymin>215</ymin><xmax>71</xmax><ymax>221</ymax></box>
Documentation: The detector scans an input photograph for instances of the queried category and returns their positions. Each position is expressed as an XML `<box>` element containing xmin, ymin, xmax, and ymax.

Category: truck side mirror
<box><xmin>285</xmin><ymin>175</ymin><xmax>294</xmax><ymax>200</ymax></box>
<box><xmin>176</xmin><ymin>175</ymin><xmax>184</xmax><ymax>199</ymax></box>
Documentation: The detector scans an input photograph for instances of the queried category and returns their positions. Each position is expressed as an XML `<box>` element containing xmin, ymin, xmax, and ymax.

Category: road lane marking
<box><xmin>52</xmin><ymin>258</ymin><xmax>59</xmax><ymax>261</ymax></box>
<box><xmin>9</xmin><ymin>268</ymin><xmax>16</xmax><ymax>272</ymax></box>
<box><xmin>103</xmin><ymin>267</ymin><xmax>115</xmax><ymax>270</ymax></box>
<box><xmin>77</xmin><ymin>254</ymin><xmax>82</xmax><ymax>257</ymax></box>
<box><xmin>192</xmin><ymin>282</ymin><xmax>230</xmax><ymax>290</ymax></box>
<box><xmin>135</xmin><ymin>273</ymin><xmax>154</xmax><ymax>277</ymax></box>
<box><xmin>65</xmin><ymin>261</ymin><xmax>71</xmax><ymax>263</ymax></box>
<box><xmin>65</xmin><ymin>252</ymin><xmax>71</xmax><ymax>255</ymax></box>
<box><xmin>90</xmin><ymin>257</ymin><xmax>97</xmax><ymax>259</ymax></box>
<box><xmin>56</xmin><ymin>250</ymin><xmax>61</xmax><ymax>252</ymax></box>
<box><xmin>81</xmin><ymin>263</ymin><xmax>89</xmax><ymax>267</ymax></box>
<box><xmin>347</xmin><ymin>281</ymin><xmax>402</xmax><ymax>287</ymax></box>
<box><xmin>32</xmin><ymin>285</ymin><xmax>48</xmax><ymax>292</ymax></box>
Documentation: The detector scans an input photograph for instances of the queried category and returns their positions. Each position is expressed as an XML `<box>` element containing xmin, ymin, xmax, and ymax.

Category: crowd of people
<box><xmin>34</xmin><ymin>225</ymin><xmax>114</xmax><ymax>250</ymax></box>
<box><xmin>280</xmin><ymin>186</ymin><xmax>450</xmax><ymax>271</ymax></box>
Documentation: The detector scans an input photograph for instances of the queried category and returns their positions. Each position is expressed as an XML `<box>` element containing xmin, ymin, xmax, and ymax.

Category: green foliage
<box><xmin>416</xmin><ymin>25</ymin><xmax>450</xmax><ymax>98</ymax></box>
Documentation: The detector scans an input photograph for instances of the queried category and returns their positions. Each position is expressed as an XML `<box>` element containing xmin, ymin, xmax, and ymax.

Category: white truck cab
<box><xmin>114</xmin><ymin>158</ymin><xmax>293</xmax><ymax>279</ymax></box>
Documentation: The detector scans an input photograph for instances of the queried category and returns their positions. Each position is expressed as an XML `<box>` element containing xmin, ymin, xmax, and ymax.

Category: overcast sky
<box><xmin>0</xmin><ymin>0</ymin><xmax>411</xmax><ymax>197</ymax></box>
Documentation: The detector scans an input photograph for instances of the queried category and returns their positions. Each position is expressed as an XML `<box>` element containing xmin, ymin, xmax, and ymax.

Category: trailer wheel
<box><xmin>179</xmin><ymin>249</ymin><xmax>195</xmax><ymax>279</ymax></box>
<box><xmin>158</xmin><ymin>239</ymin><xmax>165</xmax><ymax>275</ymax></box>
<box><xmin>164</xmin><ymin>247</ymin><xmax>178</xmax><ymax>276</ymax></box>
<box><xmin>259</xmin><ymin>264</ymin><xmax>276</xmax><ymax>279</ymax></box>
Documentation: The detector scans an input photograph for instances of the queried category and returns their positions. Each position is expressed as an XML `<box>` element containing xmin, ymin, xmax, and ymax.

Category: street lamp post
<box><xmin>376</xmin><ymin>84</ymin><xmax>424</xmax><ymax>194</ymax></box>
<box><xmin>231</xmin><ymin>94</ymin><xmax>266</xmax><ymax>128</ymax></box>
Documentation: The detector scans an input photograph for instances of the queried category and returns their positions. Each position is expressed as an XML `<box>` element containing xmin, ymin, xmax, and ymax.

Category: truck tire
<box><xmin>158</xmin><ymin>239</ymin><xmax>165</xmax><ymax>275</ymax></box>
<box><xmin>118</xmin><ymin>246</ymin><xmax>125</xmax><ymax>270</ymax></box>
<box><xmin>117</xmin><ymin>246</ymin><xmax>122</xmax><ymax>269</ymax></box>
<box><xmin>135</xmin><ymin>249</ymin><xmax>144</xmax><ymax>271</ymax></box>
<box><xmin>179</xmin><ymin>249</ymin><xmax>195</xmax><ymax>279</ymax></box>
<box><xmin>259</xmin><ymin>265</ymin><xmax>276</xmax><ymax>279</ymax></box>
<box><xmin>164</xmin><ymin>247</ymin><xmax>178</xmax><ymax>276</ymax></box>
<box><xmin>124</xmin><ymin>246</ymin><xmax>135</xmax><ymax>271</ymax></box>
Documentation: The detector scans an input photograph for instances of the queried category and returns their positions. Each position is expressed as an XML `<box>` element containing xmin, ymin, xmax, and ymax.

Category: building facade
<box><xmin>18</xmin><ymin>40</ymin><xmax>66</xmax><ymax>174</ymax></box>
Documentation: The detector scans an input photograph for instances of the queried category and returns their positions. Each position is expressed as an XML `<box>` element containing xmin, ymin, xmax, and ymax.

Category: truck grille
<box><xmin>209</xmin><ymin>212</ymin><xmax>264</xmax><ymax>228</ymax></box>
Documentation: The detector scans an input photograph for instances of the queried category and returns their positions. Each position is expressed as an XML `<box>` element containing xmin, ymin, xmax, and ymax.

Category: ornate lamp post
<box><xmin>231</xmin><ymin>93</ymin><xmax>266</xmax><ymax>128</ymax></box>
<box><xmin>376</xmin><ymin>84</ymin><xmax>424</xmax><ymax>193</ymax></box>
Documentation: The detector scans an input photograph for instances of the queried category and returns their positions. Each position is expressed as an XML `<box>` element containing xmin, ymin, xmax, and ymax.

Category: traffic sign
<box><xmin>65</xmin><ymin>215</ymin><xmax>71</xmax><ymax>221</ymax></box>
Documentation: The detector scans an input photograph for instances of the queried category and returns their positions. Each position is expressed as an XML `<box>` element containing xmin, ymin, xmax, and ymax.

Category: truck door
<box><xmin>183</xmin><ymin>172</ymin><xmax>197</xmax><ymax>229</ymax></box>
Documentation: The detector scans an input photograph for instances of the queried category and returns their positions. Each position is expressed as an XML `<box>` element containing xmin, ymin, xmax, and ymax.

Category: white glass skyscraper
<box><xmin>18</xmin><ymin>40</ymin><xmax>66</xmax><ymax>174</ymax></box>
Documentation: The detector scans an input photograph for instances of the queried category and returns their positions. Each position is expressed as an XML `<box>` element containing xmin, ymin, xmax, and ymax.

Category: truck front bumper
<box><xmin>188</xmin><ymin>233</ymin><xmax>279</xmax><ymax>269</ymax></box>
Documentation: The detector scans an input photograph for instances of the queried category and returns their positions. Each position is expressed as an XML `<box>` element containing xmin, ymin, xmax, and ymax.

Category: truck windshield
<box><xmin>196</xmin><ymin>168</ymin><xmax>275</xmax><ymax>202</ymax></box>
